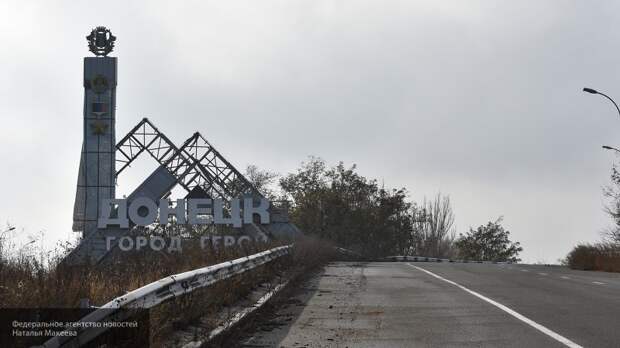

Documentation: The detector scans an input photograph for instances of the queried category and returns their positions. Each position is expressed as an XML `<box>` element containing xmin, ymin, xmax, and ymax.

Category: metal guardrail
<box><xmin>42</xmin><ymin>245</ymin><xmax>292</xmax><ymax>348</ymax></box>
<box><xmin>335</xmin><ymin>247</ymin><xmax>363</xmax><ymax>258</ymax></box>
<box><xmin>332</xmin><ymin>247</ymin><xmax>512</xmax><ymax>264</ymax></box>
<box><xmin>384</xmin><ymin>255</ymin><xmax>512</xmax><ymax>264</ymax></box>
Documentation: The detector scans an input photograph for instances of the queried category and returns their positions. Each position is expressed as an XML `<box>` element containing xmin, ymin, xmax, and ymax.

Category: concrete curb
<box><xmin>181</xmin><ymin>280</ymin><xmax>290</xmax><ymax>348</ymax></box>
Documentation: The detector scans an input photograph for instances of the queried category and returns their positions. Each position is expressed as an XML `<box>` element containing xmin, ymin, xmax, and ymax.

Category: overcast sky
<box><xmin>2</xmin><ymin>1</ymin><xmax>620</xmax><ymax>263</ymax></box>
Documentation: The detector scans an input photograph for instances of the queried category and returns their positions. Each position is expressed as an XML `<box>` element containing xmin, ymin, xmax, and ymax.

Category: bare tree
<box><xmin>602</xmin><ymin>164</ymin><xmax>620</xmax><ymax>244</ymax></box>
<box><xmin>245</xmin><ymin>164</ymin><xmax>280</xmax><ymax>201</ymax></box>
<box><xmin>411</xmin><ymin>193</ymin><xmax>456</xmax><ymax>257</ymax></box>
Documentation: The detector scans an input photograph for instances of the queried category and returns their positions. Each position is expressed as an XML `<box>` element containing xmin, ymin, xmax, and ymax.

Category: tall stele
<box><xmin>72</xmin><ymin>27</ymin><xmax>117</xmax><ymax>238</ymax></box>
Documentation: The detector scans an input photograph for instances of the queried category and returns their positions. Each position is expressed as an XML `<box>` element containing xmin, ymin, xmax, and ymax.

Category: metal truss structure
<box><xmin>115</xmin><ymin>118</ymin><xmax>260</xmax><ymax>200</ymax></box>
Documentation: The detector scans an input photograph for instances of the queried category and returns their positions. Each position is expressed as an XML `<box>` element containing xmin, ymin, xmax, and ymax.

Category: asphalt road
<box><xmin>235</xmin><ymin>262</ymin><xmax>620</xmax><ymax>348</ymax></box>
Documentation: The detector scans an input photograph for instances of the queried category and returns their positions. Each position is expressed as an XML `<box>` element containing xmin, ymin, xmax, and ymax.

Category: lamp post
<box><xmin>584</xmin><ymin>87</ymin><xmax>620</xmax><ymax>151</ymax></box>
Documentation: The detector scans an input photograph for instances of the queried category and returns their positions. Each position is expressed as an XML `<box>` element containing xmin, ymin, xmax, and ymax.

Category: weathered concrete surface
<box><xmin>235</xmin><ymin>262</ymin><xmax>620</xmax><ymax>347</ymax></box>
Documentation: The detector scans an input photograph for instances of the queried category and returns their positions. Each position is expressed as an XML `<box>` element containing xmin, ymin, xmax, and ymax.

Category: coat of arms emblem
<box><xmin>86</xmin><ymin>26</ymin><xmax>116</xmax><ymax>57</ymax></box>
<box><xmin>91</xmin><ymin>75</ymin><xmax>109</xmax><ymax>94</ymax></box>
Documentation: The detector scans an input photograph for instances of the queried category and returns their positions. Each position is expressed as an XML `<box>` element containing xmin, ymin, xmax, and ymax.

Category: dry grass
<box><xmin>0</xmin><ymin>228</ymin><xmax>335</xmax><ymax>347</ymax></box>
<box><xmin>0</xmin><ymin>229</ymin><xmax>285</xmax><ymax>308</ymax></box>
<box><xmin>566</xmin><ymin>243</ymin><xmax>620</xmax><ymax>272</ymax></box>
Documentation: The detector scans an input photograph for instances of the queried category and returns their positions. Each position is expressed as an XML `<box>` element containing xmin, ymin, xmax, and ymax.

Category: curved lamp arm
<box><xmin>583</xmin><ymin>87</ymin><xmax>620</xmax><ymax>118</ymax></box>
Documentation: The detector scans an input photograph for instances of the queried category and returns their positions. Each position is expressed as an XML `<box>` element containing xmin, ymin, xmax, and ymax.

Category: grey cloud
<box><xmin>1</xmin><ymin>1</ymin><xmax>619</xmax><ymax>262</ymax></box>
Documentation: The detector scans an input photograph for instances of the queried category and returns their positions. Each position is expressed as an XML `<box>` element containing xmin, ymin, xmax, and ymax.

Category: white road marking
<box><xmin>521</xmin><ymin>269</ymin><xmax>529</xmax><ymax>272</ymax></box>
<box><xmin>560</xmin><ymin>276</ymin><xmax>571</xmax><ymax>280</ymax></box>
<box><xmin>592</xmin><ymin>281</ymin><xmax>606</xmax><ymax>285</ymax></box>
<box><xmin>408</xmin><ymin>264</ymin><xmax>583</xmax><ymax>348</ymax></box>
<box><xmin>538</xmin><ymin>272</ymin><xmax>548</xmax><ymax>276</ymax></box>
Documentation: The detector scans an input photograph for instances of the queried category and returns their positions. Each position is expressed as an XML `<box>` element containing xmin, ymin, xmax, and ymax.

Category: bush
<box><xmin>454</xmin><ymin>218</ymin><xmax>522</xmax><ymax>262</ymax></box>
<box><xmin>566</xmin><ymin>243</ymin><xmax>620</xmax><ymax>272</ymax></box>
<box><xmin>280</xmin><ymin>157</ymin><xmax>456</xmax><ymax>258</ymax></box>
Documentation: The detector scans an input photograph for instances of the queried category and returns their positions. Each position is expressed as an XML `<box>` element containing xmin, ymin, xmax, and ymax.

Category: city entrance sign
<box><xmin>65</xmin><ymin>27</ymin><xmax>302</xmax><ymax>264</ymax></box>
<box><xmin>98</xmin><ymin>197</ymin><xmax>270</xmax><ymax>228</ymax></box>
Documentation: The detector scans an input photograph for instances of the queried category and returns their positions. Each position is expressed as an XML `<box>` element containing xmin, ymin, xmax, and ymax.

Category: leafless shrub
<box><xmin>566</xmin><ymin>243</ymin><xmax>620</xmax><ymax>272</ymax></box>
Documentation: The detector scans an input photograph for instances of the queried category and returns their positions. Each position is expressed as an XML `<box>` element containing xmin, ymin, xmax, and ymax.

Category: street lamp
<box><xmin>583</xmin><ymin>87</ymin><xmax>620</xmax><ymax>153</ymax></box>
<box><xmin>583</xmin><ymin>87</ymin><xmax>620</xmax><ymax>118</ymax></box>
<box><xmin>603</xmin><ymin>145</ymin><xmax>620</xmax><ymax>153</ymax></box>
<box><xmin>602</xmin><ymin>145</ymin><xmax>620</xmax><ymax>154</ymax></box>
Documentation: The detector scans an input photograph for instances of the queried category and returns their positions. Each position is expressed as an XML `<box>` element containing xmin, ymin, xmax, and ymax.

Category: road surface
<box><xmin>235</xmin><ymin>261</ymin><xmax>620</xmax><ymax>347</ymax></box>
